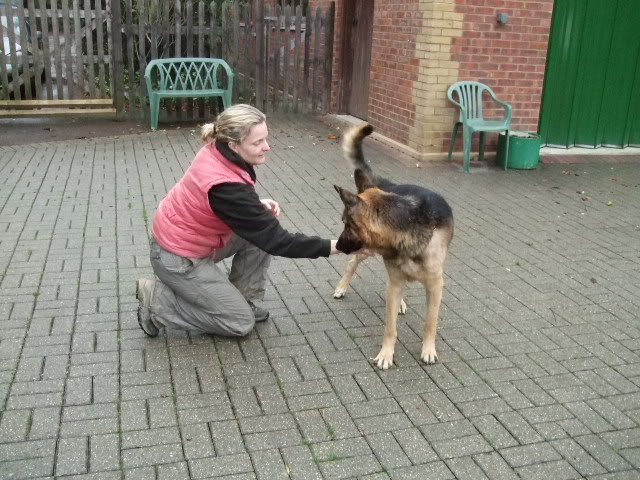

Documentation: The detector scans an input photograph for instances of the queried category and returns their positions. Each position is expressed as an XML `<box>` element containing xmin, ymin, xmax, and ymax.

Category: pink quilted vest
<box><xmin>152</xmin><ymin>143</ymin><xmax>255</xmax><ymax>258</ymax></box>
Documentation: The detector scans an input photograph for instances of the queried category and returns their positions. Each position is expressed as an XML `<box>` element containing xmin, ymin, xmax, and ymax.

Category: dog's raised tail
<box><xmin>342</xmin><ymin>124</ymin><xmax>374</xmax><ymax>171</ymax></box>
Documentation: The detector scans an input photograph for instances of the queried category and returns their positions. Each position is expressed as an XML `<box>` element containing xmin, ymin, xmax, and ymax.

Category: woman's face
<box><xmin>229</xmin><ymin>122</ymin><xmax>270</xmax><ymax>166</ymax></box>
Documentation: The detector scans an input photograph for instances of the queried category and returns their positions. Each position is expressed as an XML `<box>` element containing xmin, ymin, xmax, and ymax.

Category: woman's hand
<box><xmin>260</xmin><ymin>199</ymin><xmax>281</xmax><ymax>216</ymax></box>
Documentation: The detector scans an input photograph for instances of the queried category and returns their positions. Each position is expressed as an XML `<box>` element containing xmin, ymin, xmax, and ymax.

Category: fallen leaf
<box><xmin>607</xmin><ymin>201</ymin><xmax>614</xmax><ymax>206</ymax></box>
<box><xmin>327</xmin><ymin>134</ymin><xmax>337</xmax><ymax>139</ymax></box>
<box><xmin>581</xmin><ymin>196</ymin><xmax>591</xmax><ymax>201</ymax></box>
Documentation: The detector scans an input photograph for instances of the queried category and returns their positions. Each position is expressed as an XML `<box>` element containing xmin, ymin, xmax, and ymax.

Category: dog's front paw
<box><xmin>421</xmin><ymin>342</ymin><xmax>438</xmax><ymax>364</ymax></box>
<box><xmin>333</xmin><ymin>286</ymin><xmax>347</xmax><ymax>299</ymax></box>
<box><xmin>399</xmin><ymin>298</ymin><xmax>407</xmax><ymax>315</ymax></box>
<box><xmin>373</xmin><ymin>347</ymin><xmax>395</xmax><ymax>369</ymax></box>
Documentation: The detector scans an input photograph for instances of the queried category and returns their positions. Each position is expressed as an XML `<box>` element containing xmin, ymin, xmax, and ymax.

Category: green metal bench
<box><xmin>144</xmin><ymin>58</ymin><xmax>234</xmax><ymax>130</ymax></box>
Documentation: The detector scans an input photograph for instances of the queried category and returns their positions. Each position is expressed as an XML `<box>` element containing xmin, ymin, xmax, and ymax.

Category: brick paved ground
<box><xmin>1</xmin><ymin>115</ymin><xmax>639</xmax><ymax>479</ymax></box>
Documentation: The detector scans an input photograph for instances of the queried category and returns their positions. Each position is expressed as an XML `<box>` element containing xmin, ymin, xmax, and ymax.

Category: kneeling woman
<box><xmin>136</xmin><ymin>104</ymin><xmax>341</xmax><ymax>337</ymax></box>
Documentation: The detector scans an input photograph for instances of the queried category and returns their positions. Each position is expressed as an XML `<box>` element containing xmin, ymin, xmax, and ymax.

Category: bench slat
<box><xmin>155</xmin><ymin>90</ymin><xmax>226</xmax><ymax>96</ymax></box>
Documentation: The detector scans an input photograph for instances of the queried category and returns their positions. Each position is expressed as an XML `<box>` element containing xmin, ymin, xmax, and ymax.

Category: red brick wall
<box><xmin>449</xmin><ymin>0</ymin><xmax>553</xmax><ymax>149</ymax></box>
<box><xmin>309</xmin><ymin>0</ymin><xmax>421</xmax><ymax>146</ymax></box>
<box><xmin>309</xmin><ymin>0</ymin><xmax>554</xmax><ymax>155</ymax></box>
<box><xmin>368</xmin><ymin>1</ymin><xmax>420</xmax><ymax>146</ymax></box>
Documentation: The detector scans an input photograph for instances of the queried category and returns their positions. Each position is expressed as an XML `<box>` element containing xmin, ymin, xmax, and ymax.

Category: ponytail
<box><xmin>201</xmin><ymin>122</ymin><xmax>217</xmax><ymax>143</ymax></box>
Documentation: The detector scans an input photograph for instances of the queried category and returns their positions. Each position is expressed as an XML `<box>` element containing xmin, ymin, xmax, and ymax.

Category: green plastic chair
<box><xmin>447</xmin><ymin>81</ymin><xmax>512</xmax><ymax>172</ymax></box>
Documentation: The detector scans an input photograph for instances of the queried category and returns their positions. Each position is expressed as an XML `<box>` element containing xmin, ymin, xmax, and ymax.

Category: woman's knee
<box><xmin>235</xmin><ymin>318</ymin><xmax>256</xmax><ymax>337</ymax></box>
<box><xmin>224</xmin><ymin>314</ymin><xmax>255</xmax><ymax>337</ymax></box>
<box><xmin>201</xmin><ymin>306</ymin><xmax>255</xmax><ymax>337</ymax></box>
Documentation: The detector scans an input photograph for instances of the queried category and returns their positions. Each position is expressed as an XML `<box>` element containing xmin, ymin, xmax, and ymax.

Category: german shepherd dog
<box><xmin>334</xmin><ymin>124</ymin><xmax>454</xmax><ymax>369</ymax></box>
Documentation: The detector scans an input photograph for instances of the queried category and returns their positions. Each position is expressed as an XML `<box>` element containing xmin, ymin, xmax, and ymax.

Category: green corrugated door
<box><xmin>539</xmin><ymin>0</ymin><xmax>640</xmax><ymax>147</ymax></box>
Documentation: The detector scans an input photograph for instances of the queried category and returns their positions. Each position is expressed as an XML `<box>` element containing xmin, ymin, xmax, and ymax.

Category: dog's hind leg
<box><xmin>334</xmin><ymin>253</ymin><xmax>367</xmax><ymax>298</ymax></box>
<box><xmin>373</xmin><ymin>276</ymin><xmax>403</xmax><ymax>369</ymax></box>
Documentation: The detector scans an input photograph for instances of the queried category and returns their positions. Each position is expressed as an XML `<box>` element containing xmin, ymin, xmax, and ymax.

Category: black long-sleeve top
<box><xmin>208</xmin><ymin>141</ymin><xmax>331</xmax><ymax>258</ymax></box>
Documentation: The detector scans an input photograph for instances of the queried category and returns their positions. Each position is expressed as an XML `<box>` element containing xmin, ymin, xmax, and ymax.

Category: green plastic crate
<box><xmin>496</xmin><ymin>131</ymin><xmax>542</xmax><ymax>170</ymax></box>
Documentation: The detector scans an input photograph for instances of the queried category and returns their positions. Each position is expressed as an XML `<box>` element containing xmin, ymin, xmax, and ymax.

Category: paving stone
<box><xmin>244</xmin><ymin>426</ymin><xmax>303</xmax><ymax>451</ymax></box>
<box><xmin>287</xmin><ymin>391</ymin><xmax>341</xmax><ymax>411</ymax></box>
<box><xmin>321</xmin><ymin>405</ymin><xmax>361</xmax><ymax>440</ymax></box>
<box><xmin>229</xmin><ymin>388</ymin><xmax>263</xmax><ymax>418</ymax></box>
<box><xmin>330</xmin><ymin>375</ymin><xmax>368</xmax><ymax>405</ymax></box>
<box><xmin>367</xmin><ymin>431</ymin><xmax>412</xmax><ymax>469</ymax></box>
<box><xmin>347</xmin><ymin>398</ymin><xmax>401</xmax><ymax>419</ymax></box>
<box><xmin>551</xmin><ymin>437</ymin><xmax>607</xmax><ymax>476</ymax></box>
<box><xmin>388</xmin><ymin>461</ymin><xmax>454</xmax><ymax>480</ymax></box>
<box><xmin>515</xmin><ymin>459</ymin><xmax>582</xmax><ymax>480</ymax></box>
<box><xmin>575</xmin><ymin>434</ymin><xmax>632</xmax><ymax>472</ymax></box>
<box><xmin>0</xmin><ymin>408</ymin><xmax>30</xmax><ymax>442</ymax></box>
<box><xmin>472</xmin><ymin>451</ymin><xmax>520</xmax><ymax>480</ymax></box>
<box><xmin>496</xmin><ymin>411</ymin><xmax>544</xmax><ymax>444</ymax></box>
<box><xmin>210</xmin><ymin>419</ymin><xmax>246</xmax><ymax>456</ymax></box>
<box><xmin>177</xmin><ymin>392</ymin><xmax>235</xmax><ymax>424</ymax></box>
<box><xmin>189</xmin><ymin>453</ymin><xmax>254</xmax><ymax>478</ymax></box>
<box><xmin>355</xmin><ymin>412</ymin><xmax>414</xmax><ymax>435</ymax></box>
<box><xmin>89</xmin><ymin>434</ymin><xmax>120</xmax><ymax>472</ymax></box>
<box><xmin>29</xmin><ymin>406</ymin><xmax>62</xmax><ymax>440</ymax></box>
<box><xmin>295</xmin><ymin>409</ymin><xmax>333</xmax><ymax>443</ymax></box>
<box><xmin>55</xmin><ymin>436</ymin><xmax>88</xmax><ymax>476</ymax></box>
<box><xmin>500</xmin><ymin>442</ymin><xmax>562</xmax><ymax>467</ymax></box>
<box><xmin>251</xmin><ymin>449</ymin><xmax>289</xmax><ymax>480</ymax></box>
<box><xmin>393</xmin><ymin>428</ymin><xmax>439</xmax><ymax>464</ymax></box>
<box><xmin>121</xmin><ymin>442</ymin><xmax>184</xmax><ymax>469</ymax></box>
<box><xmin>0</xmin><ymin>456</ymin><xmax>55</xmax><ymax>479</ymax></box>
<box><xmin>566</xmin><ymin>401</ymin><xmax>617</xmax><ymax>433</ymax></box>
<box><xmin>156</xmin><ymin>462</ymin><xmax>191</xmax><ymax>480</ymax></box>
<box><xmin>239</xmin><ymin>413</ymin><xmax>297</xmax><ymax>434</ymax></box>
<box><xmin>420</xmin><ymin>419</ymin><xmax>476</xmax><ymax>443</ymax></box>
<box><xmin>432</xmin><ymin>434</ymin><xmax>494</xmax><ymax>460</ymax></box>
<box><xmin>316</xmin><ymin>454</ymin><xmax>383</xmax><ymax>480</ymax></box>
<box><xmin>445</xmin><ymin>456</ymin><xmax>489</xmax><ymax>480</ymax></box>
<box><xmin>280</xmin><ymin>445</ymin><xmax>323</xmax><ymax>480</ymax></box>
<box><xmin>471</xmin><ymin>414</ymin><xmax>519</xmax><ymax>449</ymax></box>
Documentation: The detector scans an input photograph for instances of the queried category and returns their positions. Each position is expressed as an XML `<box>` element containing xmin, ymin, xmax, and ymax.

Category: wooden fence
<box><xmin>0</xmin><ymin>0</ymin><xmax>335</xmax><ymax>120</ymax></box>
<box><xmin>0</xmin><ymin>0</ymin><xmax>112</xmax><ymax>102</ymax></box>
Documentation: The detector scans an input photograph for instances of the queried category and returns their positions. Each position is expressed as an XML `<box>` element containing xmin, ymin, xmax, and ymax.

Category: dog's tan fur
<box><xmin>334</xmin><ymin>124</ymin><xmax>453</xmax><ymax>369</ymax></box>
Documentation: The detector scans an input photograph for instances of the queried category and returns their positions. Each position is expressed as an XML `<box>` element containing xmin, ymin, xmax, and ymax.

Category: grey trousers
<box><xmin>149</xmin><ymin>235</ymin><xmax>272</xmax><ymax>336</ymax></box>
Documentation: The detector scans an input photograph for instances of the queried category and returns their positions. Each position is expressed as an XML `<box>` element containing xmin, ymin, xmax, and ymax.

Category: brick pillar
<box><xmin>408</xmin><ymin>0</ymin><xmax>463</xmax><ymax>159</ymax></box>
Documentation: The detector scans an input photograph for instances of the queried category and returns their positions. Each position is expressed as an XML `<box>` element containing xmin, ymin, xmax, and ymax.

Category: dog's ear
<box><xmin>354</xmin><ymin>169</ymin><xmax>375</xmax><ymax>193</ymax></box>
<box><xmin>334</xmin><ymin>185</ymin><xmax>360</xmax><ymax>209</ymax></box>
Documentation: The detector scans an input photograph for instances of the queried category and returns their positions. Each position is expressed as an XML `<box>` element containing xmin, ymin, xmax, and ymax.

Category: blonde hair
<box><xmin>201</xmin><ymin>104</ymin><xmax>266</xmax><ymax>144</ymax></box>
